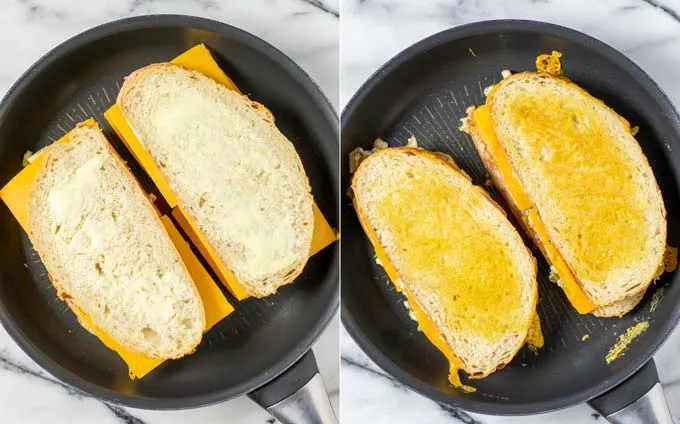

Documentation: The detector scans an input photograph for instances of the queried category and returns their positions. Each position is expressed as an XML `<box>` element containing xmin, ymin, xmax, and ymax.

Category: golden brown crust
<box><xmin>470</xmin><ymin>73</ymin><xmax>666</xmax><ymax>313</ymax></box>
<box><xmin>351</xmin><ymin>146</ymin><xmax>538</xmax><ymax>379</ymax></box>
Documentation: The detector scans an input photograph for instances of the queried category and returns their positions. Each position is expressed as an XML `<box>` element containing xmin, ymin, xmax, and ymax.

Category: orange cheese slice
<box><xmin>104</xmin><ymin>44</ymin><xmax>337</xmax><ymax>300</ymax></box>
<box><xmin>0</xmin><ymin>122</ymin><xmax>234</xmax><ymax>379</ymax></box>
<box><xmin>472</xmin><ymin>105</ymin><xmax>596</xmax><ymax>314</ymax></box>
<box><xmin>353</xmin><ymin>199</ymin><xmax>469</xmax><ymax>389</ymax></box>
<box><xmin>172</xmin><ymin>205</ymin><xmax>248</xmax><ymax>300</ymax></box>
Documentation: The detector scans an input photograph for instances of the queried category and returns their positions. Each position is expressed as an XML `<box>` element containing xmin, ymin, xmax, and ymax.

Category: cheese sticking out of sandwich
<box><xmin>464</xmin><ymin>53</ymin><xmax>667</xmax><ymax>316</ymax></box>
<box><xmin>351</xmin><ymin>147</ymin><xmax>539</xmax><ymax>383</ymax></box>
<box><xmin>471</xmin><ymin>106</ymin><xmax>596</xmax><ymax>314</ymax></box>
<box><xmin>0</xmin><ymin>120</ymin><xmax>234</xmax><ymax>378</ymax></box>
<box><xmin>105</xmin><ymin>44</ymin><xmax>336</xmax><ymax>300</ymax></box>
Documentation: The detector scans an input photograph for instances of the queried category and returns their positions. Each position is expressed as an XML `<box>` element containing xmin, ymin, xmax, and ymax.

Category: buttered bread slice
<box><xmin>27</xmin><ymin>122</ymin><xmax>205</xmax><ymax>359</ymax></box>
<box><xmin>118</xmin><ymin>63</ymin><xmax>314</xmax><ymax>297</ymax></box>
<box><xmin>352</xmin><ymin>148</ymin><xmax>538</xmax><ymax>379</ymax></box>
<box><xmin>466</xmin><ymin>73</ymin><xmax>666</xmax><ymax>316</ymax></box>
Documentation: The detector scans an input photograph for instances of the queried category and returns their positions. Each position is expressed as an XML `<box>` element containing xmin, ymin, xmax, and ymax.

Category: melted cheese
<box><xmin>0</xmin><ymin>122</ymin><xmax>234</xmax><ymax>379</ymax></box>
<box><xmin>473</xmin><ymin>106</ymin><xmax>596</xmax><ymax>314</ymax></box>
<box><xmin>525</xmin><ymin>313</ymin><xmax>544</xmax><ymax>351</ymax></box>
<box><xmin>356</xmin><ymin>204</ymin><xmax>466</xmax><ymax>388</ymax></box>
<box><xmin>104</xmin><ymin>44</ymin><xmax>336</xmax><ymax>300</ymax></box>
<box><xmin>536</xmin><ymin>51</ymin><xmax>563</xmax><ymax>75</ymax></box>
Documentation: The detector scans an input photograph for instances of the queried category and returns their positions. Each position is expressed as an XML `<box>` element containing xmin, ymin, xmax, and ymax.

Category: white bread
<box><xmin>118</xmin><ymin>63</ymin><xmax>314</xmax><ymax>297</ymax></box>
<box><xmin>466</xmin><ymin>73</ymin><xmax>666</xmax><ymax>316</ymax></box>
<box><xmin>27</xmin><ymin>122</ymin><xmax>205</xmax><ymax>359</ymax></box>
<box><xmin>352</xmin><ymin>147</ymin><xmax>538</xmax><ymax>378</ymax></box>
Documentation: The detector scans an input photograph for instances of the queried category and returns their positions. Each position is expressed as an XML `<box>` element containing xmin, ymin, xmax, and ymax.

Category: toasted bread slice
<box><xmin>27</xmin><ymin>122</ymin><xmax>205</xmax><ymax>359</ymax></box>
<box><xmin>352</xmin><ymin>147</ymin><xmax>538</xmax><ymax>378</ymax></box>
<box><xmin>466</xmin><ymin>73</ymin><xmax>666</xmax><ymax>316</ymax></box>
<box><xmin>117</xmin><ymin>63</ymin><xmax>314</xmax><ymax>298</ymax></box>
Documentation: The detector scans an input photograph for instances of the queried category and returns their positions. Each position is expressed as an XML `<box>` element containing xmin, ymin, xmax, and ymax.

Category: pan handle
<box><xmin>588</xmin><ymin>359</ymin><xmax>673</xmax><ymax>424</ymax></box>
<box><xmin>248</xmin><ymin>351</ymin><xmax>338</xmax><ymax>424</ymax></box>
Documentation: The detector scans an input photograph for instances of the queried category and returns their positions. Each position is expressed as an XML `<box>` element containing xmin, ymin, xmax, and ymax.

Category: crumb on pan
<box><xmin>403</xmin><ymin>300</ymin><xmax>417</xmax><ymax>322</ymax></box>
<box><xmin>458</xmin><ymin>116</ymin><xmax>471</xmax><ymax>133</ymax></box>
<box><xmin>373</xmin><ymin>137</ymin><xmax>389</xmax><ymax>150</ymax></box>
<box><xmin>22</xmin><ymin>150</ymin><xmax>34</xmax><ymax>167</ymax></box>
<box><xmin>605</xmin><ymin>321</ymin><xmax>649</xmax><ymax>364</ymax></box>
<box><xmin>501</xmin><ymin>69</ymin><xmax>512</xmax><ymax>79</ymax></box>
<box><xmin>349</xmin><ymin>138</ymin><xmax>391</xmax><ymax>173</ymax></box>
<box><xmin>406</xmin><ymin>136</ymin><xmax>418</xmax><ymax>148</ymax></box>
<box><xmin>535</xmin><ymin>51</ymin><xmax>563</xmax><ymax>75</ymax></box>
<box><xmin>650</xmin><ymin>288</ymin><xmax>664</xmax><ymax>313</ymax></box>
<box><xmin>460</xmin><ymin>385</ymin><xmax>476</xmax><ymax>393</ymax></box>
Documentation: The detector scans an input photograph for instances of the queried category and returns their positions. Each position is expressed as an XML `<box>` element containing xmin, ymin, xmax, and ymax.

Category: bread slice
<box><xmin>352</xmin><ymin>147</ymin><xmax>538</xmax><ymax>378</ymax></box>
<box><xmin>27</xmin><ymin>122</ymin><xmax>205</xmax><ymax>359</ymax></box>
<box><xmin>117</xmin><ymin>63</ymin><xmax>314</xmax><ymax>297</ymax></box>
<box><xmin>466</xmin><ymin>73</ymin><xmax>666</xmax><ymax>316</ymax></box>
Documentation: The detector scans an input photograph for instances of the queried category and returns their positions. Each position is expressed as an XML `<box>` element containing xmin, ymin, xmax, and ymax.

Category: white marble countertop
<box><xmin>340</xmin><ymin>0</ymin><xmax>680</xmax><ymax>423</ymax></box>
<box><xmin>0</xmin><ymin>1</ymin><xmax>339</xmax><ymax>423</ymax></box>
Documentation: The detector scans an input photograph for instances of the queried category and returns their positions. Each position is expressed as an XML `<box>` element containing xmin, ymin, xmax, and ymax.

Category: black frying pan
<box><xmin>0</xmin><ymin>15</ymin><xmax>338</xmax><ymax>422</ymax></box>
<box><xmin>341</xmin><ymin>20</ymin><xmax>680</xmax><ymax>421</ymax></box>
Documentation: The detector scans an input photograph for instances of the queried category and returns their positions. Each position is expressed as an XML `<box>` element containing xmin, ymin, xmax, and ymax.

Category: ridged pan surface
<box><xmin>341</xmin><ymin>20</ymin><xmax>680</xmax><ymax>414</ymax></box>
<box><xmin>0</xmin><ymin>15</ymin><xmax>338</xmax><ymax>408</ymax></box>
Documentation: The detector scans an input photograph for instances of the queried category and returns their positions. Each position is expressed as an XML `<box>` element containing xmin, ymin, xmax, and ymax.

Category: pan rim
<box><xmin>341</xmin><ymin>18</ymin><xmax>680</xmax><ymax>416</ymax></box>
<box><xmin>0</xmin><ymin>14</ymin><xmax>339</xmax><ymax>410</ymax></box>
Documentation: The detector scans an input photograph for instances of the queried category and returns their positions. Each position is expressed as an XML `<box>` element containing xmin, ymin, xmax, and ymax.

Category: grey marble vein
<box><xmin>437</xmin><ymin>403</ymin><xmax>481</xmax><ymax>424</ymax></box>
<box><xmin>300</xmin><ymin>0</ymin><xmax>339</xmax><ymax>18</ymax></box>
<box><xmin>105</xmin><ymin>404</ymin><xmax>147</xmax><ymax>424</ymax></box>
<box><xmin>128</xmin><ymin>0</ymin><xmax>220</xmax><ymax>13</ymax></box>
<box><xmin>343</xmin><ymin>355</ymin><xmax>478</xmax><ymax>423</ymax></box>
<box><xmin>0</xmin><ymin>350</ymin><xmax>146</xmax><ymax>424</ymax></box>
<box><xmin>341</xmin><ymin>355</ymin><xmax>405</xmax><ymax>390</ymax></box>
<box><xmin>641</xmin><ymin>0</ymin><xmax>680</xmax><ymax>23</ymax></box>
<box><xmin>0</xmin><ymin>350</ymin><xmax>84</xmax><ymax>399</ymax></box>
<box><xmin>17</xmin><ymin>0</ymin><xmax>66</xmax><ymax>20</ymax></box>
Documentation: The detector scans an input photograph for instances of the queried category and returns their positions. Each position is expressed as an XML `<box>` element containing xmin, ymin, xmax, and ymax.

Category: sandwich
<box><xmin>463</xmin><ymin>55</ymin><xmax>667</xmax><ymax>317</ymax></box>
<box><xmin>350</xmin><ymin>146</ymin><xmax>540</xmax><ymax>386</ymax></box>
<box><xmin>25</xmin><ymin>122</ymin><xmax>205</xmax><ymax>359</ymax></box>
<box><xmin>115</xmin><ymin>62</ymin><xmax>315</xmax><ymax>298</ymax></box>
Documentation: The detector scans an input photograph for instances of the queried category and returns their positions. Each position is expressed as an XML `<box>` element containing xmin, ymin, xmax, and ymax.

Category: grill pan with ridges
<box><xmin>341</xmin><ymin>20</ymin><xmax>680</xmax><ymax>418</ymax></box>
<box><xmin>0</xmin><ymin>15</ymin><xmax>339</xmax><ymax>415</ymax></box>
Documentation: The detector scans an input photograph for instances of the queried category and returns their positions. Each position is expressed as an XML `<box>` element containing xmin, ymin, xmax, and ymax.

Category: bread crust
<box><xmin>27</xmin><ymin>121</ymin><xmax>205</xmax><ymax>359</ymax></box>
<box><xmin>118</xmin><ymin>63</ymin><xmax>314</xmax><ymax>298</ymax></box>
<box><xmin>351</xmin><ymin>147</ymin><xmax>538</xmax><ymax>379</ymax></box>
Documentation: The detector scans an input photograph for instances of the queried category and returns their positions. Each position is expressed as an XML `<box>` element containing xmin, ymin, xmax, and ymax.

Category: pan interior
<box><xmin>341</xmin><ymin>22</ymin><xmax>680</xmax><ymax>414</ymax></box>
<box><xmin>0</xmin><ymin>17</ymin><xmax>338</xmax><ymax>407</ymax></box>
